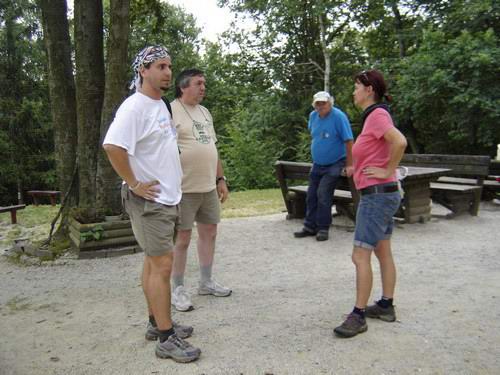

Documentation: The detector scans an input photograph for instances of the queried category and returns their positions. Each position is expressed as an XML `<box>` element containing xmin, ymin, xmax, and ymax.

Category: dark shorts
<box><xmin>121</xmin><ymin>184</ymin><xmax>179</xmax><ymax>256</ymax></box>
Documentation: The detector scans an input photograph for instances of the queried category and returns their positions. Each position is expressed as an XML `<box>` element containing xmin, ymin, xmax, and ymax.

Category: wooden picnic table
<box><xmin>399</xmin><ymin>166</ymin><xmax>451</xmax><ymax>223</ymax></box>
<box><xmin>27</xmin><ymin>190</ymin><xmax>61</xmax><ymax>206</ymax></box>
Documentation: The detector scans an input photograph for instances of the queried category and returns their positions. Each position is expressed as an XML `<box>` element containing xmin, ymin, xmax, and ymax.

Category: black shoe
<box><xmin>334</xmin><ymin>313</ymin><xmax>368</xmax><ymax>338</ymax></box>
<box><xmin>316</xmin><ymin>230</ymin><xmax>329</xmax><ymax>241</ymax></box>
<box><xmin>293</xmin><ymin>228</ymin><xmax>316</xmax><ymax>238</ymax></box>
<box><xmin>365</xmin><ymin>303</ymin><xmax>396</xmax><ymax>322</ymax></box>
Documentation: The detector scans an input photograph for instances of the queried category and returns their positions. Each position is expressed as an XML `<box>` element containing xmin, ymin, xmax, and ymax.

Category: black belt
<box><xmin>360</xmin><ymin>184</ymin><xmax>398</xmax><ymax>196</ymax></box>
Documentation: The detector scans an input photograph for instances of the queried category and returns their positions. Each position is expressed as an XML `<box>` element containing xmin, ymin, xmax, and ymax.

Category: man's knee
<box><xmin>175</xmin><ymin>230</ymin><xmax>192</xmax><ymax>250</ymax></box>
<box><xmin>197</xmin><ymin>223</ymin><xmax>217</xmax><ymax>240</ymax></box>
<box><xmin>147</xmin><ymin>253</ymin><xmax>173</xmax><ymax>277</ymax></box>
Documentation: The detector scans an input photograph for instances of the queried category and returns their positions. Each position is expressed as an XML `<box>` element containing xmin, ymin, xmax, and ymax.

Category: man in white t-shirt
<box><xmin>102</xmin><ymin>46</ymin><xmax>200</xmax><ymax>362</ymax></box>
<box><xmin>169</xmin><ymin>69</ymin><xmax>231</xmax><ymax>312</ymax></box>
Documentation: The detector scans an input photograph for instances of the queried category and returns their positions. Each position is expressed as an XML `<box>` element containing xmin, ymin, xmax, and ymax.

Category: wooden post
<box><xmin>10</xmin><ymin>210</ymin><xmax>17</xmax><ymax>224</ymax></box>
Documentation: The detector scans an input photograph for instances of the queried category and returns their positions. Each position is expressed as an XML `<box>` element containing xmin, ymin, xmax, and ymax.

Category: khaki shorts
<box><xmin>121</xmin><ymin>184</ymin><xmax>178</xmax><ymax>256</ymax></box>
<box><xmin>178</xmin><ymin>189</ymin><xmax>221</xmax><ymax>230</ymax></box>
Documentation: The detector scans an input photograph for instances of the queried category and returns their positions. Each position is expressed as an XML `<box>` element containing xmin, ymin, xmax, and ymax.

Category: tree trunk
<box><xmin>318</xmin><ymin>14</ymin><xmax>330</xmax><ymax>92</ymax></box>
<box><xmin>389</xmin><ymin>0</ymin><xmax>406</xmax><ymax>58</ymax></box>
<box><xmin>74</xmin><ymin>0</ymin><xmax>105</xmax><ymax>220</ymax></box>
<box><xmin>39</xmin><ymin>0</ymin><xmax>78</xmax><ymax>205</ymax></box>
<box><xmin>96</xmin><ymin>0</ymin><xmax>131</xmax><ymax>215</ymax></box>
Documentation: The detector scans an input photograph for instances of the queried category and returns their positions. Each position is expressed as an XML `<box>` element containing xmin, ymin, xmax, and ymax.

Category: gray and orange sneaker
<box><xmin>155</xmin><ymin>333</ymin><xmax>200</xmax><ymax>363</ymax></box>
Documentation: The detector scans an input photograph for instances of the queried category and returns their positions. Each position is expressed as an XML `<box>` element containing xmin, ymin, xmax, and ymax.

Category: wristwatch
<box><xmin>216</xmin><ymin>176</ymin><xmax>227</xmax><ymax>184</ymax></box>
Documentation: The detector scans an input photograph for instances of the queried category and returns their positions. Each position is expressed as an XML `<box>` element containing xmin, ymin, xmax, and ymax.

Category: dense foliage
<box><xmin>0</xmin><ymin>0</ymin><xmax>498</xmax><ymax>204</ymax></box>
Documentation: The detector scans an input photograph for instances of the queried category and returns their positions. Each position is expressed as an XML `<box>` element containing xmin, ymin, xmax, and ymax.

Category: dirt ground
<box><xmin>1</xmin><ymin>202</ymin><xmax>499</xmax><ymax>375</ymax></box>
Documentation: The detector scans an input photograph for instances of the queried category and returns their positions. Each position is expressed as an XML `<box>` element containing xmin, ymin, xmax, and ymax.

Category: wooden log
<box><xmin>69</xmin><ymin>217</ymin><xmax>132</xmax><ymax>232</ymax></box>
<box><xmin>78</xmin><ymin>235</ymin><xmax>137</xmax><ymax>251</ymax></box>
<box><xmin>102</xmin><ymin>228</ymin><xmax>135</xmax><ymax>239</ymax></box>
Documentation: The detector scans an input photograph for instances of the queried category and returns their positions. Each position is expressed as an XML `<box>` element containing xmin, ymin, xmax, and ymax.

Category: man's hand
<box><xmin>344</xmin><ymin>166</ymin><xmax>354</xmax><ymax>177</ymax></box>
<box><xmin>130</xmin><ymin>180</ymin><xmax>161</xmax><ymax>201</ymax></box>
<box><xmin>217</xmin><ymin>181</ymin><xmax>229</xmax><ymax>203</ymax></box>
<box><xmin>362</xmin><ymin>167</ymin><xmax>392</xmax><ymax>179</ymax></box>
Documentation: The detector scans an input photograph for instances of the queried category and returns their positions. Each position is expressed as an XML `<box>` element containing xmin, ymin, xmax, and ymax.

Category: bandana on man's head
<box><xmin>130</xmin><ymin>45</ymin><xmax>170</xmax><ymax>91</ymax></box>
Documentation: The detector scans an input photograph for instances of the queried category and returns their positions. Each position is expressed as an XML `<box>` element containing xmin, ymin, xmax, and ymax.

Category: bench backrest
<box><xmin>402</xmin><ymin>154</ymin><xmax>490</xmax><ymax>183</ymax></box>
<box><xmin>490</xmin><ymin>160</ymin><xmax>500</xmax><ymax>176</ymax></box>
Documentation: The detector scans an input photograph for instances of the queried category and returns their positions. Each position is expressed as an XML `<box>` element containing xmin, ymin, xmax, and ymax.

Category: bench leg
<box><xmin>50</xmin><ymin>196</ymin><xmax>56</xmax><ymax>206</ymax></box>
<box><xmin>10</xmin><ymin>210</ymin><xmax>17</xmax><ymax>224</ymax></box>
<box><xmin>469</xmin><ymin>189</ymin><xmax>482</xmax><ymax>216</ymax></box>
<box><xmin>402</xmin><ymin>181</ymin><xmax>432</xmax><ymax>224</ymax></box>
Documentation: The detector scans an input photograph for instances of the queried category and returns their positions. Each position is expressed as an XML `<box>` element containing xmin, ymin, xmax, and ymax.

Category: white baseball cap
<box><xmin>312</xmin><ymin>91</ymin><xmax>334</xmax><ymax>106</ymax></box>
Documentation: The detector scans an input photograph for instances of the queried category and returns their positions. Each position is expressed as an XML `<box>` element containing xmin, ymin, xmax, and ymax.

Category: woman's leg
<box><xmin>352</xmin><ymin>247</ymin><xmax>373</xmax><ymax>308</ymax></box>
<box><xmin>374</xmin><ymin>239</ymin><xmax>396</xmax><ymax>298</ymax></box>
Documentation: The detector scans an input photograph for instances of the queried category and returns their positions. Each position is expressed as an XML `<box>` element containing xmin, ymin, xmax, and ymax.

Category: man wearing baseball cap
<box><xmin>294</xmin><ymin>91</ymin><xmax>354</xmax><ymax>241</ymax></box>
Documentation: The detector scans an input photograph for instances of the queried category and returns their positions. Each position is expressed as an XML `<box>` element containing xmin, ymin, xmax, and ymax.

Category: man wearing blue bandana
<box><xmin>294</xmin><ymin>91</ymin><xmax>354</xmax><ymax>241</ymax></box>
<box><xmin>103</xmin><ymin>46</ymin><xmax>201</xmax><ymax>362</ymax></box>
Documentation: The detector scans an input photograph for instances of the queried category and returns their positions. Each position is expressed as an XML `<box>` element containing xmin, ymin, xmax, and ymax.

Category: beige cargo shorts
<box><xmin>121</xmin><ymin>184</ymin><xmax>178</xmax><ymax>256</ymax></box>
<box><xmin>178</xmin><ymin>189</ymin><xmax>221</xmax><ymax>230</ymax></box>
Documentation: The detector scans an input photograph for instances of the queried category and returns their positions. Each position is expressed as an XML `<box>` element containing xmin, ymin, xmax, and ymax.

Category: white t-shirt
<box><xmin>171</xmin><ymin>99</ymin><xmax>218</xmax><ymax>193</ymax></box>
<box><xmin>103</xmin><ymin>92</ymin><xmax>182</xmax><ymax>206</ymax></box>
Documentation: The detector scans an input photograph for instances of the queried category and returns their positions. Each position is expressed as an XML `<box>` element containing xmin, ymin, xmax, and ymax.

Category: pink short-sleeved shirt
<box><xmin>352</xmin><ymin>108</ymin><xmax>397</xmax><ymax>190</ymax></box>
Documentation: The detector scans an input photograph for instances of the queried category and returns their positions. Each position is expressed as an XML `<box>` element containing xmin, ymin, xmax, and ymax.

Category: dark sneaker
<box><xmin>294</xmin><ymin>228</ymin><xmax>316</xmax><ymax>238</ymax></box>
<box><xmin>145</xmin><ymin>321</ymin><xmax>193</xmax><ymax>341</ymax></box>
<box><xmin>316</xmin><ymin>230</ymin><xmax>329</xmax><ymax>241</ymax></box>
<box><xmin>155</xmin><ymin>333</ymin><xmax>201</xmax><ymax>363</ymax></box>
<box><xmin>334</xmin><ymin>313</ymin><xmax>368</xmax><ymax>338</ymax></box>
<box><xmin>365</xmin><ymin>303</ymin><xmax>396</xmax><ymax>322</ymax></box>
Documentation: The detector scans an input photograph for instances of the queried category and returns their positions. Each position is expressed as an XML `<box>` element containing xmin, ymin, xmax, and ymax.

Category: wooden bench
<box><xmin>274</xmin><ymin>161</ymin><xmax>359</xmax><ymax>221</ymax></box>
<box><xmin>0</xmin><ymin>204</ymin><xmax>26</xmax><ymax>224</ymax></box>
<box><xmin>27</xmin><ymin>190</ymin><xmax>61</xmax><ymax>206</ymax></box>
<box><xmin>401</xmin><ymin>154</ymin><xmax>490</xmax><ymax>216</ymax></box>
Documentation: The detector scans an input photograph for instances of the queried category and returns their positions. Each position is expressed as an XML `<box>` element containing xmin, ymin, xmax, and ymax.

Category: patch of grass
<box><xmin>0</xmin><ymin>205</ymin><xmax>62</xmax><ymax>254</ymax></box>
<box><xmin>222</xmin><ymin>188</ymin><xmax>285</xmax><ymax>218</ymax></box>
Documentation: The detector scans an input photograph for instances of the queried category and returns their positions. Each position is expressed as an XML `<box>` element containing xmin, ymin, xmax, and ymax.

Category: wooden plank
<box><xmin>103</xmin><ymin>228</ymin><xmax>135</xmax><ymax>239</ymax></box>
<box><xmin>77</xmin><ymin>235</ymin><xmax>137</xmax><ymax>251</ymax></box>
<box><xmin>438</xmin><ymin>177</ymin><xmax>477</xmax><ymax>185</ymax></box>
<box><xmin>431</xmin><ymin>182</ymin><xmax>482</xmax><ymax>192</ymax></box>
<box><xmin>71</xmin><ymin>219</ymin><xmax>133</xmax><ymax>232</ymax></box>
<box><xmin>402</xmin><ymin>154</ymin><xmax>490</xmax><ymax>177</ymax></box>
<box><xmin>0</xmin><ymin>204</ymin><xmax>26</xmax><ymax>213</ymax></box>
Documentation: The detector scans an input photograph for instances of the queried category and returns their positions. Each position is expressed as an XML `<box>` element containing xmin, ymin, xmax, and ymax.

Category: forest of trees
<box><xmin>0</xmin><ymin>0</ymin><xmax>499</xmax><ymax>223</ymax></box>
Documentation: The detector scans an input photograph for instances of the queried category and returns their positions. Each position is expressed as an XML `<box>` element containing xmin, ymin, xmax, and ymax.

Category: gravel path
<box><xmin>1</xmin><ymin>202</ymin><xmax>499</xmax><ymax>374</ymax></box>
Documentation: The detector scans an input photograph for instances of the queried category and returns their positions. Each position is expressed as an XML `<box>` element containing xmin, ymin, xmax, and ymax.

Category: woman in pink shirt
<box><xmin>334</xmin><ymin>70</ymin><xmax>407</xmax><ymax>338</ymax></box>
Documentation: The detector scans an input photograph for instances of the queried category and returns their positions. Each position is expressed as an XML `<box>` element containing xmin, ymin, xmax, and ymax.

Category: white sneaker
<box><xmin>198</xmin><ymin>279</ymin><xmax>232</xmax><ymax>297</ymax></box>
<box><xmin>172</xmin><ymin>286</ymin><xmax>194</xmax><ymax>312</ymax></box>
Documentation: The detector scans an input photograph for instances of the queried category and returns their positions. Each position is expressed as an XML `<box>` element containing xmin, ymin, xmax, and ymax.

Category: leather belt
<box><xmin>360</xmin><ymin>184</ymin><xmax>398</xmax><ymax>196</ymax></box>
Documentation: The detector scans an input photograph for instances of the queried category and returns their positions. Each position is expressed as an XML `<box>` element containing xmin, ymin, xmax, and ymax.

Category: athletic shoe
<box><xmin>155</xmin><ymin>333</ymin><xmax>201</xmax><ymax>363</ymax></box>
<box><xmin>365</xmin><ymin>302</ymin><xmax>396</xmax><ymax>322</ymax></box>
<box><xmin>293</xmin><ymin>228</ymin><xmax>316</xmax><ymax>238</ymax></box>
<box><xmin>198</xmin><ymin>279</ymin><xmax>232</xmax><ymax>297</ymax></box>
<box><xmin>316</xmin><ymin>230</ymin><xmax>329</xmax><ymax>241</ymax></box>
<box><xmin>172</xmin><ymin>285</ymin><xmax>194</xmax><ymax>312</ymax></box>
<box><xmin>334</xmin><ymin>313</ymin><xmax>368</xmax><ymax>338</ymax></box>
<box><xmin>145</xmin><ymin>321</ymin><xmax>193</xmax><ymax>341</ymax></box>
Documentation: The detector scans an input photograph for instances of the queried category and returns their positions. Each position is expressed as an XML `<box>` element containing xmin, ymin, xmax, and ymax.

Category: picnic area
<box><xmin>1</xmin><ymin>198</ymin><xmax>499</xmax><ymax>374</ymax></box>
